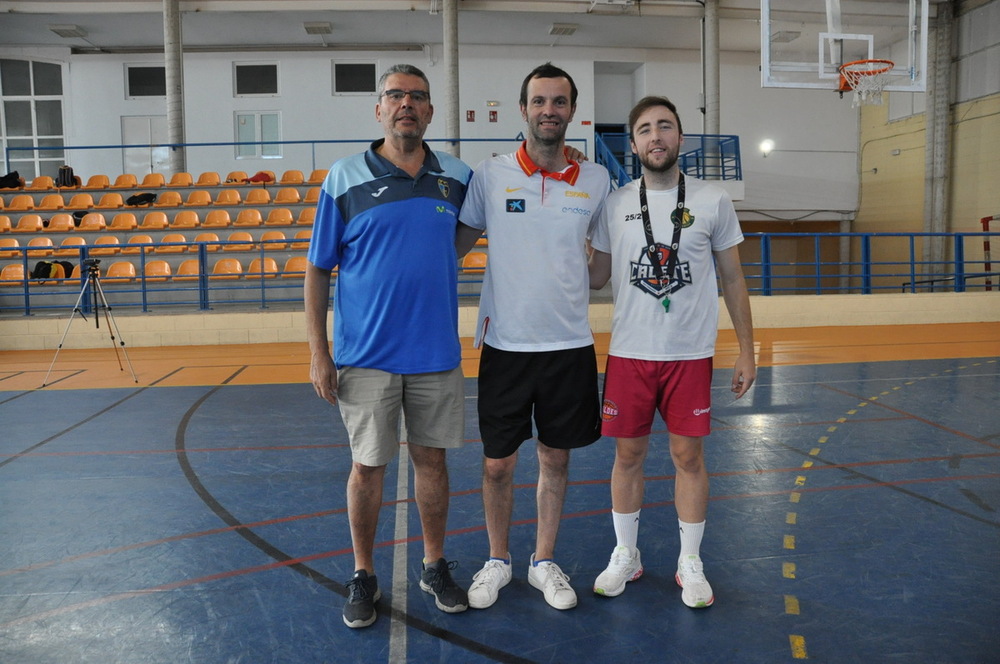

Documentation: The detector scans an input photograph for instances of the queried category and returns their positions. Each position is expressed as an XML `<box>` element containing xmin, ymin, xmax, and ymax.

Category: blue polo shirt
<box><xmin>308</xmin><ymin>140</ymin><xmax>471</xmax><ymax>374</ymax></box>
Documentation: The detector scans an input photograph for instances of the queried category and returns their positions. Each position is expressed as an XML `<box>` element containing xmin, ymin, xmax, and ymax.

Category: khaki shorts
<box><xmin>337</xmin><ymin>366</ymin><xmax>466</xmax><ymax>467</ymax></box>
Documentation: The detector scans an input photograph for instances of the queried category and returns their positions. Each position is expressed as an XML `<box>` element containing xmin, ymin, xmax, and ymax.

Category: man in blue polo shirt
<box><xmin>304</xmin><ymin>64</ymin><xmax>470</xmax><ymax>629</ymax></box>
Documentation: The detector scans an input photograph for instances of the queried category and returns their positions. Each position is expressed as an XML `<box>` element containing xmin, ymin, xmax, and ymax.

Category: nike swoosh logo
<box><xmin>372</xmin><ymin>186</ymin><xmax>389</xmax><ymax>198</ymax></box>
<box><xmin>505</xmin><ymin>187</ymin><xmax>523</xmax><ymax>193</ymax></box>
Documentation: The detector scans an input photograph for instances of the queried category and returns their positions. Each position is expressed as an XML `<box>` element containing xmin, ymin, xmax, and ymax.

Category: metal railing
<box><xmin>1</xmin><ymin>232</ymin><xmax>995</xmax><ymax>316</ymax></box>
<box><xmin>595</xmin><ymin>133</ymin><xmax>742</xmax><ymax>187</ymax></box>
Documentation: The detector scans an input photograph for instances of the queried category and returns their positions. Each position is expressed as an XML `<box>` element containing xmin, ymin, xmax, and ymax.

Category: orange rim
<box><xmin>838</xmin><ymin>59</ymin><xmax>894</xmax><ymax>91</ymax></box>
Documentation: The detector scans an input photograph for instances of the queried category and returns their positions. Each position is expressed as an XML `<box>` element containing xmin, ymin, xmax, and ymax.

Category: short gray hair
<box><xmin>377</xmin><ymin>64</ymin><xmax>430</xmax><ymax>97</ymax></box>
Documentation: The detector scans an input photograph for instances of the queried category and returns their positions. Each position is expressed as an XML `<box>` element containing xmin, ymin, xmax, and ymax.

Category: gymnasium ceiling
<box><xmin>0</xmin><ymin>0</ymin><xmax>940</xmax><ymax>58</ymax></box>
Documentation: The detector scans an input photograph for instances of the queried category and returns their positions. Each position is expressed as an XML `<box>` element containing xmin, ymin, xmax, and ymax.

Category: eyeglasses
<box><xmin>380</xmin><ymin>89</ymin><xmax>430</xmax><ymax>104</ymax></box>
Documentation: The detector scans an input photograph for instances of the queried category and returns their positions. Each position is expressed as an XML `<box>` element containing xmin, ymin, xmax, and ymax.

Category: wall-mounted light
<box><xmin>760</xmin><ymin>139</ymin><xmax>775</xmax><ymax>157</ymax></box>
<box><xmin>49</xmin><ymin>24</ymin><xmax>87</xmax><ymax>39</ymax></box>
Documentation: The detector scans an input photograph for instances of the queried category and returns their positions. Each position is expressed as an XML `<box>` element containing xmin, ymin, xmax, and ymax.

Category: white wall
<box><xmin>5</xmin><ymin>41</ymin><xmax>865</xmax><ymax>218</ymax></box>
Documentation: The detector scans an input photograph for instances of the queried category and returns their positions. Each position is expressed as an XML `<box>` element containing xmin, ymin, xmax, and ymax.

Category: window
<box><xmin>126</xmin><ymin>66</ymin><xmax>166</xmax><ymax>98</ymax></box>
<box><xmin>236</xmin><ymin>112</ymin><xmax>281</xmax><ymax>159</ymax></box>
<box><xmin>235</xmin><ymin>63</ymin><xmax>278</xmax><ymax>96</ymax></box>
<box><xmin>0</xmin><ymin>58</ymin><xmax>65</xmax><ymax>180</ymax></box>
<box><xmin>334</xmin><ymin>62</ymin><xmax>376</xmax><ymax>94</ymax></box>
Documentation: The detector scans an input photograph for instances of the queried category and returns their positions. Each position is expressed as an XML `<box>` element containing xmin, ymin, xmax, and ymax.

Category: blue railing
<box><xmin>1</xmin><ymin>232</ymin><xmax>995</xmax><ymax>316</ymax></box>
<box><xmin>595</xmin><ymin>133</ymin><xmax>742</xmax><ymax>187</ymax></box>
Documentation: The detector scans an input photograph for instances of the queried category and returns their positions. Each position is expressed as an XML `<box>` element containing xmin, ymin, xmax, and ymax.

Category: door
<box><xmin>122</xmin><ymin>115</ymin><xmax>169</xmax><ymax>176</ymax></box>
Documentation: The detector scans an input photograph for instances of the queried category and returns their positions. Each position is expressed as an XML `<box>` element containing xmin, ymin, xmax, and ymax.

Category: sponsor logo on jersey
<box><xmin>561</xmin><ymin>206</ymin><xmax>592</xmax><ymax>216</ymax></box>
<box><xmin>506</xmin><ymin>199</ymin><xmax>526</xmax><ymax>213</ymax></box>
<box><xmin>505</xmin><ymin>186</ymin><xmax>523</xmax><ymax>193</ymax></box>
<box><xmin>565</xmin><ymin>190</ymin><xmax>591</xmax><ymax>199</ymax></box>
<box><xmin>602</xmin><ymin>399</ymin><xmax>620</xmax><ymax>421</ymax></box>
<box><xmin>371</xmin><ymin>185</ymin><xmax>389</xmax><ymax>198</ymax></box>
<box><xmin>438</xmin><ymin>178</ymin><xmax>450</xmax><ymax>198</ymax></box>
<box><xmin>693</xmin><ymin>407</ymin><xmax>711</xmax><ymax>416</ymax></box>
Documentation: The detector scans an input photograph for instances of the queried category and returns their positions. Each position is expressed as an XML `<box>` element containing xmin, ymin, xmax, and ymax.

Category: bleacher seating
<box><xmin>1</xmin><ymin>168</ymin><xmax>322</xmax><ymax>304</ymax></box>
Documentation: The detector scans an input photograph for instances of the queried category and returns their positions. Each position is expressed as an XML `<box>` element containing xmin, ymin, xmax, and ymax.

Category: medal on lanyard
<box><xmin>639</xmin><ymin>173</ymin><xmax>686</xmax><ymax>313</ymax></box>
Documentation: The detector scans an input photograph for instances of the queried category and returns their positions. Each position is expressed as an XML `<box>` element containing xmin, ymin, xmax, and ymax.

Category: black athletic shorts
<box><xmin>477</xmin><ymin>343</ymin><xmax>602</xmax><ymax>459</ymax></box>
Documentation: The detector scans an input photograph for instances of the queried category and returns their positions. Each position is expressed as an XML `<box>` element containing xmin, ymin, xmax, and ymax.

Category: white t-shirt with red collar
<box><xmin>460</xmin><ymin>144</ymin><xmax>610</xmax><ymax>352</ymax></box>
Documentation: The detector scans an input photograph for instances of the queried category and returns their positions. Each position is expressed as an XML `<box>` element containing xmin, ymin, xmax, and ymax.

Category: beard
<box><xmin>638</xmin><ymin>149</ymin><xmax>678</xmax><ymax>174</ymax></box>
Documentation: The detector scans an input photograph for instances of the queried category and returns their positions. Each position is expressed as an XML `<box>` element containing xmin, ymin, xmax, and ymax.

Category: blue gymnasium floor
<box><xmin>1</xmin><ymin>353</ymin><xmax>999</xmax><ymax>663</ymax></box>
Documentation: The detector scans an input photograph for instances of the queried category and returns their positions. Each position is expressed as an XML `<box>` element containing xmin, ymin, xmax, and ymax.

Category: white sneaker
<box><xmin>675</xmin><ymin>554</ymin><xmax>714</xmax><ymax>608</ymax></box>
<box><xmin>528</xmin><ymin>554</ymin><xmax>577</xmax><ymax>610</ymax></box>
<box><xmin>593</xmin><ymin>545</ymin><xmax>643</xmax><ymax>597</ymax></box>
<box><xmin>467</xmin><ymin>556</ymin><xmax>512</xmax><ymax>609</ymax></box>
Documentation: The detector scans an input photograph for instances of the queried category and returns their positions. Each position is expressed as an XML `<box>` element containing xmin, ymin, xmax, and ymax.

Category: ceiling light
<box><xmin>770</xmin><ymin>30</ymin><xmax>801</xmax><ymax>43</ymax></box>
<box><xmin>549</xmin><ymin>23</ymin><xmax>578</xmax><ymax>37</ymax></box>
<box><xmin>49</xmin><ymin>25</ymin><xmax>87</xmax><ymax>39</ymax></box>
<box><xmin>304</xmin><ymin>22</ymin><xmax>333</xmax><ymax>36</ymax></box>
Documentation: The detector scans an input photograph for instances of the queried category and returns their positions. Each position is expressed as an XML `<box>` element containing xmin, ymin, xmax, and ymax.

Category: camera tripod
<box><xmin>42</xmin><ymin>259</ymin><xmax>138</xmax><ymax>387</ymax></box>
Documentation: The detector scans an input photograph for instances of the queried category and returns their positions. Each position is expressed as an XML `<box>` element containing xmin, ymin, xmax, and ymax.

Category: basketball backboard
<box><xmin>761</xmin><ymin>0</ymin><xmax>929</xmax><ymax>92</ymax></box>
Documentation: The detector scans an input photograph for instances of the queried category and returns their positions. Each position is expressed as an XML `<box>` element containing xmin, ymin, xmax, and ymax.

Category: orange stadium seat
<box><xmin>247</xmin><ymin>256</ymin><xmax>279</xmax><ymax>279</ymax></box>
<box><xmin>167</xmin><ymin>172</ymin><xmax>193</xmax><ymax>187</ymax></box>
<box><xmin>260</xmin><ymin>230</ymin><xmax>287</xmax><ymax>250</ymax></box>
<box><xmin>234</xmin><ymin>209</ymin><xmax>262</xmax><ymax>226</ymax></box>
<box><xmin>143</xmin><ymin>259</ymin><xmax>172</xmax><ymax>282</ymax></box>
<box><xmin>203</xmin><ymin>210</ymin><xmax>232</xmax><ymax>228</ymax></box>
<box><xmin>8</xmin><ymin>194</ymin><xmax>34</xmax><ymax>212</ymax></box>
<box><xmin>297</xmin><ymin>208</ymin><xmax>316</xmax><ymax>225</ymax></box>
<box><xmin>0</xmin><ymin>237</ymin><xmax>21</xmax><ymax>258</ymax></box>
<box><xmin>211</xmin><ymin>257</ymin><xmax>243</xmax><ymax>280</ymax></box>
<box><xmin>184</xmin><ymin>190</ymin><xmax>212</xmax><ymax>207</ymax></box>
<box><xmin>44</xmin><ymin>213</ymin><xmax>74</xmax><ymax>232</ymax></box>
<box><xmin>174</xmin><ymin>259</ymin><xmax>201</xmax><ymax>281</ymax></box>
<box><xmin>244</xmin><ymin>188</ymin><xmax>271</xmax><ymax>206</ymax></box>
<box><xmin>89</xmin><ymin>235</ymin><xmax>121</xmax><ymax>256</ymax></box>
<box><xmin>77</xmin><ymin>212</ymin><xmax>107</xmax><ymax>231</ymax></box>
<box><xmin>95</xmin><ymin>192</ymin><xmax>124</xmax><ymax>209</ymax></box>
<box><xmin>156</xmin><ymin>233</ymin><xmax>188</xmax><ymax>254</ymax></box>
<box><xmin>214</xmin><ymin>189</ymin><xmax>241</xmax><ymax>206</ymax></box>
<box><xmin>274</xmin><ymin>187</ymin><xmax>301</xmax><ymax>205</ymax></box>
<box><xmin>139</xmin><ymin>211</ymin><xmax>169</xmax><ymax>230</ymax></box>
<box><xmin>66</xmin><ymin>193</ymin><xmax>95</xmax><ymax>210</ymax></box>
<box><xmin>192</xmin><ymin>232</ymin><xmax>221</xmax><ymax>252</ymax></box>
<box><xmin>196</xmin><ymin>171</ymin><xmax>221</xmax><ymax>187</ymax></box>
<box><xmin>140</xmin><ymin>173</ymin><xmax>166</xmax><ymax>188</ymax></box>
<box><xmin>103</xmin><ymin>261</ymin><xmax>136</xmax><ymax>283</ymax></box>
<box><xmin>35</xmin><ymin>194</ymin><xmax>65</xmax><ymax>211</ymax></box>
<box><xmin>0</xmin><ymin>263</ymin><xmax>26</xmax><ymax>285</ymax></box>
<box><xmin>307</xmin><ymin>169</ymin><xmax>328</xmax><ymax>184</ymax></box>
<box><xmin>154</xmin><ymin>191</ymin><xmax>183</xmax><ymax>207</ymax></box>
<box><xmin>122</xmin><ymin>234</ymin><xmax>153</xmax><ymax>255</ymax></box>
<box><xmin>26</xmin><ymin>175</ymin><xmax>55</xmax><ymax>191</ymax></box>
<box><xmin>170</xmin><ymin>210</ymin><xmax>200</xmax><ymax>229</ymax></box>
<box><xmin>109</xmin><ymin>212</ymin><xmax>138</xmax><ymax>231</ymax></box>
<box><xmin>27</xmin><ymin>236</ymin><xmax>54</xmax><ymax>257</ymax></box>
<box><xmin>110</xmin><ymin>174</ymin><xmax>138</xmax><ymax>189</ymax></box>
<box><xmin>82</xmin><ymin>174</ymin><xmax>110</xmax><ymax>190</ymax></box>
<box><xmin>12</xmin><ymin>214</ymin><xmax>43</xmax><ymax>233</ymax></box>
<box><xmin>224</xmin><ymin>231</ymin><xmax>255</xmax><ymax>251</ymax></box>
<box><xmin>54</xmin><ymin>236</ymin><xmax>86</xmax><ymax>257</ymax></box>
<box><xmin>265</xmin><ymin>208</ymin><xmax>293</xmax><ymax>226</ymax></box>
<box><xmin>279</xmin><ymin>170</ymin><xmax>305</xmax><ymax>185</ymax></box>
<box><xmin>282</xmin><ymin>255</ymin><xmax>308</xmax><ymax>278</ymax></box>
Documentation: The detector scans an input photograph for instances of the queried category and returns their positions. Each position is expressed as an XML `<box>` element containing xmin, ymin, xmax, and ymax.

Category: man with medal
<box><xmin>587</xmin><ymin>96</ymin><xmax>756</xmax><ymax>608</ymax></box>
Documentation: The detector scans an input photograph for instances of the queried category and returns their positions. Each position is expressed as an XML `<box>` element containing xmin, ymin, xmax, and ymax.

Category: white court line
<box><xmin>388</xmin><ymin>439</ymin><xmax>409</xmax><ymax>661</ymax></box>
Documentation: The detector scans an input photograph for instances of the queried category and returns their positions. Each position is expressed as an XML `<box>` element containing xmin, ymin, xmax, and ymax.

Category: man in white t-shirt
<box><xmin>456</xmin><ymin>63</ymin><xmax>610</xmax><ymax>612</ymax></box>
<box><xmin>588</xmin><ymin>96</ymin><xmax>756</xmax><ymax>608</ymax></box>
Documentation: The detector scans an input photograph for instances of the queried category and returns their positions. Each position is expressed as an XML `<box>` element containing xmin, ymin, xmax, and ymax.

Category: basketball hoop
<box><xmin>838</xmin><ymin>59</ymin><xmax>894</xmax><ymax>107</ymax></box>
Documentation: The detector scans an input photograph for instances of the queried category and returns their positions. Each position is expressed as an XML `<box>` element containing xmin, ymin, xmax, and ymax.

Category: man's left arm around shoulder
<box><xmin>715</xmin><ymin>244</ymin><xmax>756</xmax><ymax>398</ymax></box>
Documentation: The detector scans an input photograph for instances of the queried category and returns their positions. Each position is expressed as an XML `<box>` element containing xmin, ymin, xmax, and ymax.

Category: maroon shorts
<box><xmin>600</xmin><ymin>356</ymin><xmax>713</xmax><ymax>438</ymax></box>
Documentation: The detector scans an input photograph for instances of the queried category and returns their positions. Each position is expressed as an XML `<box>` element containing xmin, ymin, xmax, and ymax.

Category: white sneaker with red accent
<box><xmin>675</xmin><ymin>554</ymin><xmax>714</xmax><ymax>608</ymax></box>
<box><xmin>593</xmin><ymin>545</ymin><xmax>643</xmax><ymax>597</ymax></box>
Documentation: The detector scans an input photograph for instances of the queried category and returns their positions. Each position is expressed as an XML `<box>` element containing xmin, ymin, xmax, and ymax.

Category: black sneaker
<box><xmin>343</xmin><ymin>569</ymin><xmax>381</xmax><ymax>628</ymax></box>
<box><xmin>419</xmin><ymin>558</ymin><xmax>469</xmax><ymax>613</ymax></box>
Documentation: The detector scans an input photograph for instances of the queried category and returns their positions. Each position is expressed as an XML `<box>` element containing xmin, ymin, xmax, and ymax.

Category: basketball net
<box><xmin>838</xmin><ymin>59</ymin><xmax>894</xmax><ymax>107</ymax></box>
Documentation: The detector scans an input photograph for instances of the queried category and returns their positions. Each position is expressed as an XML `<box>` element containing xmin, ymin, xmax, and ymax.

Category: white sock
<box><xmin>678</xmin><ymin>519</ymin><xmax>705</xmax><ymax>559</ymax></box>
<box><xmin>612</xmin><ymin>510</ymin><xmax>641</xmax><ymax>552</ymax></box>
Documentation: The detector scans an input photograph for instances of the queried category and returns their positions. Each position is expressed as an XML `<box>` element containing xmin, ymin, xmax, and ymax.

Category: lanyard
<box><xmin>638</xmin><ymin>172</ymin><xmax>686</xmax><ymax>313</ymax></box>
